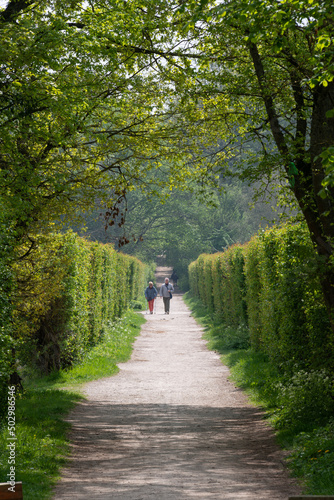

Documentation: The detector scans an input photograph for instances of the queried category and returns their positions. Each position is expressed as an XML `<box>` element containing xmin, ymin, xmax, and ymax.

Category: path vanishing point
<box><xmin>52</xmin><ymin>266</ymin><xmax>301</xmax><ymax>500</ymax></box>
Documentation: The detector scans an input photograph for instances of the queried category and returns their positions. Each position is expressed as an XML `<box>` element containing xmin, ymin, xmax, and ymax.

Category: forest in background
<box><xmin>73</xmin><ymin>175</ymin><xmax>289</xmax><ymax>289</ymax></box>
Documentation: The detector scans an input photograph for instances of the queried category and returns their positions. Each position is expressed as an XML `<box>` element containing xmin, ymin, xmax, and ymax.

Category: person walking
<box><xmin>159</xmin><ymin>277</ymin><xmax>174</xmax><ymax>315</ymax></box>
<box><xmin>145</xmin><ymin>281</ymin><xmax>158</xmax><ymax>314</ymax></box>
<box><xmin>171</xmin><ymin>269</ymin><xmax>178</xmax><ymax>287</ymax></box>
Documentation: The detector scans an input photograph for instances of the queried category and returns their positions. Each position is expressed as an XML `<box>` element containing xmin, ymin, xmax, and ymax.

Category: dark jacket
<box><xmin>145</xmin><ymin>285</ymin><xmax>157</xmax><ymax>301</ymax></box>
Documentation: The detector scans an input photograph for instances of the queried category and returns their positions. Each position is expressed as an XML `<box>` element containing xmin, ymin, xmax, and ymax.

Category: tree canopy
<box><xmin>0</xmin><ymin>0</ymin><xmax>212</xmax><ymax>255</ymax></box>
<box><xmin>1</xmin><ymin>0</ymin><xmax>334</xmax><ymax>325</ymax></box>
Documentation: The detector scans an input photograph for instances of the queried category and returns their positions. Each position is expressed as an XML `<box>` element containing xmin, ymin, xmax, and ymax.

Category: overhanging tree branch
<box><xmin>0</xmin><ymin>0</ymin><xmax>35</xmax><ymax>23</ymax></box>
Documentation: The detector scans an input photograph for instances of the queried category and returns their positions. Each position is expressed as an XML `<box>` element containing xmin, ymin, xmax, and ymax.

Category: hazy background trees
<box><xmin>74</xmin><ymin>172</ymin><xmax>284</xmax><ymax>288</ymax></box>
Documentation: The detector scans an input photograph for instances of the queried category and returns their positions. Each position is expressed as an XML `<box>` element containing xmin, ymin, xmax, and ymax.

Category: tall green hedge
<box><xmin>248</xmin><ymin>224</ymin><xmax>333</xmax><ymax>368</ymax></box>
<box><xmin>189</xmin><ymin>222</ymin><xmax>333</xmax><ymax>370</ymax></box>
<box><xmin>189</xmin><ymin>244</ymin><xmax>247</xmax><ymax>328</ymax></box>
<box><xmin>10</xmin><ymin>231</ymin><xmax>149</xmax><ymax>373</ymax></box>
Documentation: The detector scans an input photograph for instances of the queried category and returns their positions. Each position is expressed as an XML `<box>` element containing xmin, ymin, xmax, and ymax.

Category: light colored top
<box><xmin>159</xmin><ymin>282</ymin><xmax>174</xmax><ymax>297</ymax></box>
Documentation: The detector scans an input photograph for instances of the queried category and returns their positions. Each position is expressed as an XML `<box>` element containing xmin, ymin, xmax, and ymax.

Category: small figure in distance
<box><xmin>159</xmin><ymin>277</ymin><xmax>174</xmax><ymax>315</ymax></box>
<box><xmin>145</xmin><ymin>281</ymin><xmax>158</xmax><ymax>314</ymax></box>
<box><xmin>171</xmin><ymin>269</ymin><xmax>178</xmax><ymax>287</ymax></box>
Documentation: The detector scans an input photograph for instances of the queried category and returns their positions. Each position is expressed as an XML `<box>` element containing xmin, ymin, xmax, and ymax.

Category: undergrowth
<box><xmin>183</xmin><ymin>292</ymin><xmax>334</xmax><ymax>495</ymax></box>
<box><xmin>0</xmin><ymin>310</ymin><xmax>145</xmax><ymax>500</ymax></box>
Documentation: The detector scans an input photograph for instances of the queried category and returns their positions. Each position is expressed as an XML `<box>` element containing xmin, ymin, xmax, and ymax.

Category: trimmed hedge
<box><xmin>189</xmin><ymin>222</ymin><xmax>334</xmax><ymax>370</ymax></box>
<box><xmin>189</xmin><ymin>243</ymin><xmax>247</xmax><ymax>329</ymax></box>
<box><xmin>11</xmin><ymin>231</ymin><xmax>149</xmax><ymax>373</ymax></box>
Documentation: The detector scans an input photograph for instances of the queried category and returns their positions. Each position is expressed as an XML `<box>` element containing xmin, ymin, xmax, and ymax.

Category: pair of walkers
<box><xmin>144</xmin><ymin>277</ymin><xmax>174</xmax><ymax>315</ymax></box>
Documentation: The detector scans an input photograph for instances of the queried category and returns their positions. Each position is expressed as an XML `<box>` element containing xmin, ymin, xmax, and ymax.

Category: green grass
<box><xmin>0</xmin><ymin>310</ymin><xmax>145</xmax><ymax>500</ymax></box>
<box><xmin>183</xmin><ymin>292</ymin><xmax>212</xmax><ymax>328</ymax></box>
<box><xmin>29</xmin><ymin>312</ymin><xmax>146</xmax><ymax>390</ymax></box>
<box><xmin>287</xmin><ymin>420</ymin><xmax>334</xmax><ymax>495</ymax></box>
<box><xmin>183</xmin><ymin>292</ymin><xmax>250</xmax><ymax>351</ymax></box>
<box><xmin>184</xmin><ymin>292</ymin><xmax>334</xmax><ymax>496</ymax></box>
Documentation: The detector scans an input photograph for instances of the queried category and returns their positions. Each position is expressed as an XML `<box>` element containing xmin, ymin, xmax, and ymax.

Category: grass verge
<box><xmin>183</xmin><ymin>292</ymin><xmax>334</xmax><ymax>495</ymax></box>
<box><xmin>0</xmin><ymin>310</ymin><xmax>145</xmax><ymax>500</ymax></box>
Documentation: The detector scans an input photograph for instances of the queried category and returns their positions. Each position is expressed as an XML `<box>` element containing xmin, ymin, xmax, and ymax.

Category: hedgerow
<box><xmin>188</xmin><ymin>222</ymin><xmax>333</xmax><ymax>371</ymax></box>
<box><xmin>188</xmin><ymin>225</ymin><xmax>334</xmax><ymax>493</ymax></box>
<box><xmin>189</xmin><ymin>244</ymin><xmax>247</xmax><ymax>331</ymax></box>
<box><xmin>8</xmin><ymin>231</ymin><xmax>149</xmax><ymax>375</ymax></box>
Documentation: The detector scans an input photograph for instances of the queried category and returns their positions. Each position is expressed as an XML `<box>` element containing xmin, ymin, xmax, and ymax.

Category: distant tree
<box><xmin>78</xmin><ymin>174</ymin><xmax>279</xmax><ymax>288</ymax></box>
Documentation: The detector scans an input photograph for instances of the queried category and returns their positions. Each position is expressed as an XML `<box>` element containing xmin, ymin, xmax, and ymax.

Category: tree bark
<box><xmin>249</xmin><ymin>43</ymin><xmax>334</xmax><ymax>333</ymax></box>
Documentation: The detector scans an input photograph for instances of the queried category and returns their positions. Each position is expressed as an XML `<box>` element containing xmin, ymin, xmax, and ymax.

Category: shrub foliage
<box><xmin>189</xmin><ymin>222</ymin><xmax>334</xmax><ymax>370</ymax></box>
<box><xmin>6</xmin><ymin>231</ymin><xmax>149</xmax><ymax>376</ymax></box>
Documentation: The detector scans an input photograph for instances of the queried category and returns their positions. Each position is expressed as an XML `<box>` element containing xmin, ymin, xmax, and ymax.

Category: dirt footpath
<box><xmin>52</xmin><ymin>267</ymin><xmax>301</xmax><ymax>499</ymax></box>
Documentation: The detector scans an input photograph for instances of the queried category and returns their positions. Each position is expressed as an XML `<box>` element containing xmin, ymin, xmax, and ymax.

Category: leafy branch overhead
<box><xmin>0</xmin><ymin>0</ymin><xmax>208</xmax><ymax>250</ymax></box>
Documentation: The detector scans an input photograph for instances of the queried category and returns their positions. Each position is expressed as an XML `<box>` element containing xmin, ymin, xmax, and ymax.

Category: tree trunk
<box><xmin>250</xmin><ymin>41</ymin><xmax>334</xmax><ymax>334</ymax></box>
<box><xmin>294</xmin><ymin>81</ymin><xmax>334</xmax><ymax>333</ymax></box>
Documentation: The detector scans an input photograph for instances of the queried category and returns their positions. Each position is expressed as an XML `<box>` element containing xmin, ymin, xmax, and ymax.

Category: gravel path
<box><xmin>52</xmin><ymin>267</ymin><xmax>301</xmax><ymax>500</ymax></box>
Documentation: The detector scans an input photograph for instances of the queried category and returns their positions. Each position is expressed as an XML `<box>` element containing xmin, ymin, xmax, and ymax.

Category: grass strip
<box><xmin>183</xmin><ymin>292</ymin><xmax>334</xmax><ymax>496</ymax></box>
<box><xmin>0</xmin><ymin>310</ymin><xmax>145</xmax><ymax>500</ymax></box>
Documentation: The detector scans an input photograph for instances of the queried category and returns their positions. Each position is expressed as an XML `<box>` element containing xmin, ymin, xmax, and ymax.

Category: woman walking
<box><xmin>145</xmin><ymin>281</ymin><xmax>158</xmax><ymax>314</ymax></box>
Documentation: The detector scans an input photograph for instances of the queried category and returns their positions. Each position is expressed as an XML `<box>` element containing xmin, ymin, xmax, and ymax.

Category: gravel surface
<box><xmin>52</xmin><ymin>267</ymin><xmax>301</xmax><ymax>500</ymax></box>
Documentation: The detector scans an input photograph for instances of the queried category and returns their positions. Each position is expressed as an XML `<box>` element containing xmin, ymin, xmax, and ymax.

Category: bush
<box><xmin>210</xmin><ymin>323</ymin><xmax>250</xmax><ymax>350</ymax></box>
<box><xmin>130</xmin><ymin>300</ymin><xmax>143</xmax><ymax>310</ymax></box>
<box><xmin>252</xmin><ymin>224</ymin><xmax>332</xmax><ymax>368</ymax></box>
<box><xmin>189</xmin><ymin>245</ymin><xmax>247</xmax><ymax>329</ymax></box>
<box><xmin>288</xmin><ymin>419</ymin><xmax>334</xmax><ymax>494</ymax></box>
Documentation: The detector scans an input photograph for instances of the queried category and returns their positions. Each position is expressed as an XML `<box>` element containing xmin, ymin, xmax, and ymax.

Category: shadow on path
<box><xmin>56</xmin><ymin>401</ymin><xmax>295</xmax><ymax>500</ymax></box>
<box><xmin>52</xmin><ymin>265</ymin><xmax>301</xmax><ymax>500</ymax></box>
